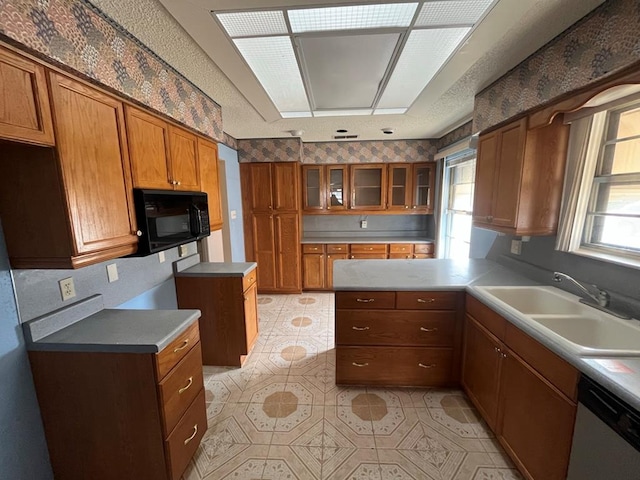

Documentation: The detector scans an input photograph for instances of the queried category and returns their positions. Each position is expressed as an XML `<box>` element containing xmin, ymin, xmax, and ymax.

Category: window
<box><xmin>440</xmin><ymin>152</ymin><xmax>476</xmax><ymax>258</ymax></box>
<box><xmin>558</xmin><ymin>98</ymin><xmax>640</xmax><ymax>267</ymax></box>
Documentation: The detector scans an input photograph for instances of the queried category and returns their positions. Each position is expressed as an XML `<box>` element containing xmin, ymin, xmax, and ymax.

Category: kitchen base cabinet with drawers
<box><xmin>335</xmin><ymin>290</ymin><xmax>463</xmax><ymax>387</ymax></box>
<box><xmin>28</xmin><ymin>322</ymin><xmax>206</xmax><ymax>480</ymax></box>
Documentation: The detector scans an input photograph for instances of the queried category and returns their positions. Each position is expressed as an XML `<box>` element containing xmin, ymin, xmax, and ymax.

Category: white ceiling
<box><xmin>97</xmin><ymin>0</ymin><xmax>605</xmax><ymax>142</ymax></box>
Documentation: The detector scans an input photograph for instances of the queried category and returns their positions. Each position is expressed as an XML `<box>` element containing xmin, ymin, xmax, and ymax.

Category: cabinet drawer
<box><xmin>350</xmin><ymin>243</ymin><xmax>387</xmax><ymax>254</ymax></box>
<box><xmin>389</xmin><ymin>253</ymin><xmax>413</xmax><ymax>259</ymax></box>
<box><xmin>156</xmin><ymin>322</ymin><xmax>200</xmax><ymax>380</ymax></box>
<box><xmin>158</xmin><ymin>342</ymin><xmax>205</xmax><ymax>435</ymax></box>
<box><xmin>414</xmin><ymin>243</ymin><xmax>434</xmax><ymax>254</ymax></box>
<box><xmin>413</xmin><ymin>254</ymin><xmax>434</xmax><ymax>259</ymax></box>
<box><xmin>336</xmin><ymin>346</ymin><xmax>453</xmax><ymax>386</ymax></box>
<box><xmin>350</xmin><ymin>253</ymin><xmax>387</xmax><ymax>259</ymax></box>
<box><xmin>336</xmin><ymin>310</ymin><xmax>456</xmax><ymax>346</ymax></box>
<box><xmin>165</xmin><ymin>389</ymin><xmax>206</xmax><ymax>480</ymax></box>
<box><xmin>389</xmin><ymin>244</ymin><xmax>413</xmax><ymax>254</ymax></box>
<box><xmin>303</xmin><ymin>244</ymin><xmax>325</xmax><ymax>253</ymax></box>
<box><xmin>242</xmin><ymin>268</ymin><xmax>257</xmax><ymax>291</ymax></box>
<box><xmin>466</xmin><ymin>294</ymin><xmax>507</xmax><ymax>340</ymax></box>
<box><xmin>396</xmin><ymin>291</ymin><xmax>458</xmax><ymax>310</ymax></box>
<box><xmin>336</xmin><ymin>291</ymin><xmax>395</xmax><ymax>309</ymax></box>
<box><xmin>505</xmin><ymin>322</ymin><xmax>578</xmax><ymax>401</ymax></box>
<box><xmin>327</xmin><ymin>244</ymin><xmax>348</xmax><ymax>254</ymax></box>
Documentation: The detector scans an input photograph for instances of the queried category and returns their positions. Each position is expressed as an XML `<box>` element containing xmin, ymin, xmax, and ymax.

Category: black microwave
<box><xmin>132</xmin><ymin>189</ymin><xmax>210</xmax><ymax>256</ymax></box>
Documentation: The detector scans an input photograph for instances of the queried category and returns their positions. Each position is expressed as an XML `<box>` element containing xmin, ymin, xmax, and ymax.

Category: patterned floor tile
<box><xmin>322</xmin><ymin>448</ymin><xmax>381</xmax><ymax>480</ymax></box>
<box><xmin>264</xmin><ymin>445</ymin><xmax>322</xmax><ymax>479</ymax></box>
<box><xmin>324</xmin><ymin>404</ymin><xmax>376</xmax><ymax>449</ymax></box>
<box><xmin>416</xmin><ymin>408</ymin><xmax>486</xmax><ymax>453</ymax></box>
<box><xmin>372</xmin><ymin>407</ymin><xmax>423</xmax><ymax>450</ymax></box>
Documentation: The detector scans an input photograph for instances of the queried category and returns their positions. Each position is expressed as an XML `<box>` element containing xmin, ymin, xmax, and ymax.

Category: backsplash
<box><xmin>303</xmin><ymin>215</ymin><xmax>433</xmax><ymax>239</ymax></box>
<box><xmin>0</xmin><ymin>0</ymin><xmax>223</xmax><ymax>140</ymax></box>
<box><xmin>474</xmin><ymin>0</ymin><xmax>640</xmax><ymax>132</ymax></box>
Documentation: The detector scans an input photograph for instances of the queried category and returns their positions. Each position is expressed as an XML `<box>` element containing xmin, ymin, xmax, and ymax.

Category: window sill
<box><xmin>569</xmin><ymin>247</ymin><xmax>640</xmax><ymax>270</ymax></box>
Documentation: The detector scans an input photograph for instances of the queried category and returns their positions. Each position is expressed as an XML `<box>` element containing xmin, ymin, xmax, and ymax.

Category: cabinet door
<box><xmin>350</xmin><ymin>165</ymin><xmax>386</xmax><ymax>210</ymax></box>
<box><xmin>387</xmin><ymin>164</ymin><xmax>412</xmax><ymax>210</ymax></box>
<box><xmin>198</xmin><ymin>138</ymin><xmax>223</xmax><ymax>230</ymax></box>
<box><xmin>243</xmin><ymin>282</ymin><xmax>259</xmax><ymax>352</ymax></box>
<box><xmin>168</xmin><ymin>126</ymin><xmax>200</xmax><ymax>191</ymax></box>
<box><xmin>49</xmin><ymin>73</ymin><xmax>137</xmax><ymax>255</ymax></box>
<box><xmin>273</xmin><ymin>163</ymin><xmax>300</xmax><ymax>211</ymax></box>
<box><xmin>125</xmin><ymin>106</ymin><xmax>171</xmax><ymax>189</ymax></box>
<box><xmin>491</xmin><ymin>119</ymin><xmax>526</xmax><ymax>228</ymax></box>
<box><xmin>412</xmin><ymin>162</ymin><xmax>436</xmax><ymax>213</ymax></box>
<box><xmin>473</xmin><ymin>130</ymin><xmax>500</xmax><ymax>225</ymax></box>
<box><xmin>498</xmin><ymin>350</ymin><xmax>576</xmax><ymax>480</ymax></box>
<box><xmin>0</xmin><ymin>47</ymin><xmax>54</xmax><ymax>145</ymax></box>
<box><xmin>302</xmin><ymin>165</ymin><xmax>325</xmax><ymax>211</ymax></box>
<box><xmin>302</xmin><ymin>253</ymin><xmax>325</xmax><ymax>289</ymax></box>
<box><xmin>274</xmin><ymin>213</ymin><xmax>301</xmax><ymax>291</ymax></box>
<box><xmin>327</xmin><ymin>165</ymin><xmax>348</xmax><ymax>211</ymax></box>
<box><xmin>251</xmin><ymin>214</ymin><xmax>277</xmax><ymax>290</ymax></box>
<box><xmin>461</xmin><ymin>315</ymin><xmax>503</xmax><ymax>430</ymax></box>
<box><xmin>326</xmin><ymin>253</ymin><xmax>347</xmax><ymax>290</ymax></box>
<box><xmin>245</xmin><ymin>163</ymin><xmax>273</xmax><ymax>212</ymax></box>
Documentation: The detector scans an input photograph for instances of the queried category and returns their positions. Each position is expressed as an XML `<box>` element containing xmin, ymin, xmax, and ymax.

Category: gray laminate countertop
<box><xmin>175</xmin><ymin>261</ymin><xmax>257</xmax><ymax>277</ymax></box>
<box><xmin>333</xmin><ymin>258</ymin><xmax>640</xmax><ymax>412</ymax></box>
<box><xmin>301</xmin><ymin>236</ymin><xmax>434</xmax><ymax>244</ymax></box>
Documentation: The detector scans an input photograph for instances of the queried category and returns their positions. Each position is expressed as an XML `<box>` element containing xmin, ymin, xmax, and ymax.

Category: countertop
<box><xmin>301</xmin><ymin>236</ymin><xmax>434</xmax><ymax>244</ymax></box>
<box><xmin>333</xmin><ymin>258</ymin><xmax>640</xmax><ymax>412</ymax></box>
<box><xmin>22</xmin><ymin>294</ymin><xmax>201</xmax><ymax>354</ymax></box>
<box><xmin>175</xmin><ymin>261</ymin><xmax>257</xmax><ymax>277</ymax></box>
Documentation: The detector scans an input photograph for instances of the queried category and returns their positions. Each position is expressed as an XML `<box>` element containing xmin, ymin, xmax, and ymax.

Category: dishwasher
<box><xmin>567</xmin><ymin>376</ymin><xmax>640</xmax><ymax>479</ymax></box>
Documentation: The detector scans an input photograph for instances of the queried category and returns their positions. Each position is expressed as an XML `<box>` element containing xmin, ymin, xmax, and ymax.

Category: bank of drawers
<box><xmin>335</xmin><ymin>290</ymin><xmax>462</xmax><ymax>387</ymax></box>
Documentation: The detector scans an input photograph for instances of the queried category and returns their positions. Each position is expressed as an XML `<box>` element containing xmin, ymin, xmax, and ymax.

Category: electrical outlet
<box><xmin>106</xmin><ymin>263</ymin><xmax>119</xmax><ymax>283</ymax></box>
<box><xmin>230</xmin><ymin>210</ymin><xmax>237</xmax><ymax>220</ymax></box>
<box><xmin>59</xmin><ymin>277</ymin><xmax>76</xmax><ymax>301</ymax></box>
<box><xmin>360</xmin><ymin>220</ymin><xmax>367</xmax><ymax>229</ymax></box>
<box><xmin>179</xmin><ymin>245</ymin><xmax>189</xmax><ymax>257</ymax></box>
<box><xmin>510</xmin><ymin>240</ymin><xmax>522</xmax><ymax>255</ymax></box>
<box><xmin>158</xmin><ymin>251</ymin><xmax>166</xmax><ymax>263</ymax></box>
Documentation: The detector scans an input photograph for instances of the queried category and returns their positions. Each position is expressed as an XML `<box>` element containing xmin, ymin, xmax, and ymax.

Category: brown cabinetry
<box><xmin>176</xmin><ymin>267</ymin><xmax>259</xmax><ymax>366</ymax></box>
<box><xmin>335</xmin><ymin>290</ymin><xmax>463</xmax><ymax>386</ymax></box>
<box><xmin>0</xmin><ymin>46</ymin><xmax>54</xmax><ymax>145</ymax></box>
<box><xmin>198</xmin><ymin>138</ymin><xmax>223</xmax><ymax>230</ymax></box>
<box><xmin>29</xmin><ymin>322</ymin><xmax>206</xmax><ymax>480</ymax></box>
<box><xmin>462</xmin><ymin>294</ymin><xmax>578</xmax><ymax>480</ymax></box>
<box><xmin>473</xmin><ymin>116</ymin><xmax>569</xmax><ymax>235</ymax></box>
<box><xmin>350</xmin><ymin>164</ymin><xmax>387</xmax><ymax>210</ymax></box>
<box><xmin>387</xmin><ymin>164</ymin><xmax>412</xmax><ymax>210</ymax></box>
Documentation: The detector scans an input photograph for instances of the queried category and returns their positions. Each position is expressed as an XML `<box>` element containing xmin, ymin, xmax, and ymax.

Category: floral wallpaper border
<box><xmin>0</xmin><ymin>0</ymin><xmax>223</xmax><ymax>141</ymax></box>
<box><xmin>474</xmin><ymin>0</ymin><xmax>640</xmax><ymax>132</ymax></box>
<box><xmin>237</xmin><ymin>138</ymin><xmax>303</xmax><ymax>163</ymax></box>
<box><xmin>302</xmin><ymin>140</ymin><xmax>436</xmax><ymax>164</ymax></box>
<box><xmin>435</xmin><ymin>121</ymin><xmax>473</xmax><ymax>150</ymax></box>
<box><xmin>222</xmin><ymin>132</ymin><xmax>238</xmax><ymax>150</ymax></box>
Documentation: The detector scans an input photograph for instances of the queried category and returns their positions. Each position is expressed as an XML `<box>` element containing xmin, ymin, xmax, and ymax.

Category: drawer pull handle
<box><xmin>366</xmin><ymin>247</ymin><xmax>373</xmax><ymax>251</ymax></box>
<box><xmin>184</xmin><ymin>424</ymin><xmax>198</xmax><ymax>445</ymax></box>
<box><xmin>178</xmin><ymin>376</ymin><xmax>193</xmax><ymax>394</ymax></box>
<box><xmin>352</xmin><ymin>326</ymin><xmax>370</xmax><ymax>331</ymax></box>
<box><xmin>418</xmin><ymin>363</ymin><xmax>437</xmax><ymax>369</ymax></box>
<box><xmin>173</xmin><ymin>339</ymin><xmax>189</xmax><ymax>353</ymax></box>
<box><xmin>420</xmin><ymin>327</ymin><xmax>438</xmax><ymax>332</ymax></box>
<box><xmin>417</xmin><ymin>298</ymin><xmax>435</xmax><ymax>303</ymax></box>
<box><xmin>352</xmin><ymin>362</ymin><xmax>369</xmax><ymax>367</ymax></box>
<box><xmin>356</xmin><ymin>298</ymin><xmax>374</xmax><ymax>303</ymax></box>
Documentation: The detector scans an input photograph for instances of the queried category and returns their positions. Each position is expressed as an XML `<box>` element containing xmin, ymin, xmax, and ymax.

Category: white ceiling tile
<box><xmin>216</xmin><ymin>10</ymin><xmax>288</xmax><ymax>37</ymax></box>
<box><xmin>415</xmin><ymin>0</ymin><xmax>495</xmax><ymax>27</ymax></box>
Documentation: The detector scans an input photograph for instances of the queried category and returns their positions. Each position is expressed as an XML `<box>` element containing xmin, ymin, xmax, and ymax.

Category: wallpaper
<box><xmin>302</xmin><ymin>140</ymin><xmax>436</xmax><ymax>164</ymax></box>
<box><xmin>435</xmin><ymin>121</ymin><xmax>473</xmax><ymax>150</ymax></box>
<box><xmin>222</xmin><ymin>132</ymin><xmax>238</xmax><ymax>150</ymax></box>
<box><xmin>474</xmin><ymin>0</ymin><xmax>640</xmax><ymax>132</ymax></box>
<box><xmin>0</xmin><ymin>0</ymin><xmax>223</xmax><ymax>141</ymax></box>
<box><xmin>237</xmin><ymin>138</ymin><xmax>303</xmax><ymax>163</ymax></box>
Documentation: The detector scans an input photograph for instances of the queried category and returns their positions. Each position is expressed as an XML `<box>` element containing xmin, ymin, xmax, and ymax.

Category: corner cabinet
<box><xmin>473</xmin><ymin>116</ymin><xmax>569</xmax><ymax>235</ymax></box>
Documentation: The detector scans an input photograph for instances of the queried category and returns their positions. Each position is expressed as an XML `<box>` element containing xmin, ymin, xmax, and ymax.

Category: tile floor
<box><xmin>182</xmin><ymin>292</ymin><xmax>522</xmax><ymax>480</ymax></box>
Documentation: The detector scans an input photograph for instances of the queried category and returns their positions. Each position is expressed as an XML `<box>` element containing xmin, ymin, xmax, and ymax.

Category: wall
<box><xmin>0</xmin><ymin>223</ymin><xmax>53</xmax><ymax>479</ymax></box>
<box><xmin>218</xmin><ymin>144</ymin><xmax>245</xmax><ymax>262</ymax></box>
<box><xmin>303</xmin><ymin>215</ymin><xmax>432</xmax><ymax>239</ymax></box>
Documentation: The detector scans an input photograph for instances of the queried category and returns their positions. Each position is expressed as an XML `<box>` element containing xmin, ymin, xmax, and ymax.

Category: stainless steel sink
<box><xmin>474</xmin><ymin>286</ymin><xmax>640</xmax><ymax>356</ymax></box>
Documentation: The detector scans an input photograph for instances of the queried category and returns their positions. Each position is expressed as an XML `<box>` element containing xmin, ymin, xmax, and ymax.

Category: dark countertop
<box><xmin>175</xmin><ymin>261</ymin><xmax>257</xmax><ymax>277</ymax></box>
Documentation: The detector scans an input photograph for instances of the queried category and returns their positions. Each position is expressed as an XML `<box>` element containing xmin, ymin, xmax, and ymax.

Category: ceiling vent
<box><xmin>333</xmin><ymin>134</ymin><xmax>359</xmax><ymax>140</ymax></box>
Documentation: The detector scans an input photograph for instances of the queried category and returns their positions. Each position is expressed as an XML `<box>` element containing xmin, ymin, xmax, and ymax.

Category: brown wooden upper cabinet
<box><xmin>387</xmin><ymin>164</ymin><xmax>412</xmax><ymax>210</ymax></box>
<box><xmin>302</xmin><ymin>165</ymin><xmax>325</xmax><ymax>211</ymax></box>
<box><xmin>350</xmin><ymin>164</ymin><xmax>387</xmax><ymax>210</ymax></box>
<box><xmin>473</xmin><ymin>116</ymin><xmax>569</xmax><ymax>235</ymax></box>
<box><xmin>0</xmin><ymin>46</ymin><xmax>54</xmax><ymax>146</ymax></box>
<box><xmin>246</xmin><ymin>162</ymin><xmax>300</xmax><ymax>212</ymax></box>
<box><xmin>197</xmin><ymin>138</ymin><xmax>223</xmax><ymax>231</ymax></box>
<box><xmin>302</xmin><ymin>164</ymin><xmax>349</xmax><ymax>212</ymax></box>
<box><xmin>125</xmin><ymin>106</ymin><xmax>200</xmax><ymax>191</ymax></box>
<box><xmin>412</xmin><ymin>162</ymin><xmax>436</xmax><ymax>213</ymax></box>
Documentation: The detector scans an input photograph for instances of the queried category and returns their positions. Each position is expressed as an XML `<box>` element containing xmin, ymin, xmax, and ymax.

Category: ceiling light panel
<box><xmin>233</xmin><ymin>36</ymin><xmax>310</xmax><ymax>113</ymax></box>
<box><xmin>216</xmin><ymin>10</ymin><xmax>288</xmax><ymax>37</ymax></box>
<box><xmin>314</xmin><ymin>109</ymin><xmax>373</xmax><ymax>117</ymax></box>
<box><xmin>377</xmin><ymin>27</ymin><xmax>470</xmax><ymax>109</ymax></box>
<box><xmin>374</xmin><ymin>108</ymin><xmax>408</xmax><ymax>115</ymax></box>
<box><xmin>415</xmin><ymin>0</ymin><xmax>495</xmax><ymax>27</ymax></box>
<box><xmin>288</xmin><ymin>3</ymin><xmax>418</xmax><ymax>33</ymax></box>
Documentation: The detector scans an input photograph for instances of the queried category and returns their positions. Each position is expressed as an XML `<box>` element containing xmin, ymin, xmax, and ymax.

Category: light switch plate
<box><xmin>158</xmin><ymin>251</ymin><xmax>166</xmax><ymax>263</ymax></box>
<box><xmin>179</xmin><ymin>245</ymin><xmax>189</xmax><ymax>257</ymax></box>
<box><xmin>230</xmin><ymin>210</ymin><xmax>237</xmax><ymax>219</ymax></box>
<box><xmin>107</xmin><ymin>263</ymin><xmax>119</xmax><ymax>283</ymax></box>
<box><xmin>510</xmin><ymin>240</ymin><xmax>522</xmax><ymax>255</ymax></box>
<box><xmin>59</xmin><ymin>277</ymin><xmax>76</xmax><ymax>301</ymax></box>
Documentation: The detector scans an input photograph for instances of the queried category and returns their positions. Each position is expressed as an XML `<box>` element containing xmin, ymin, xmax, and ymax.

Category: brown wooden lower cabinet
<box><xmin>29</xmin><ymin>322</ymin><xmax>205</xmax><ymax>480</ymax></box>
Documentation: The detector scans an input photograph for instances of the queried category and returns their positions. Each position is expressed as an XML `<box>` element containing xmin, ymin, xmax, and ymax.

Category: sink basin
<box><xmin>474</xmin><ymin>286</ymin><xmax>640</xmax><ymax>356</ymax></box>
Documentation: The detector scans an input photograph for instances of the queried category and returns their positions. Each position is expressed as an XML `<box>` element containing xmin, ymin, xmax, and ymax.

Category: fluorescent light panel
<box><xmin>377</xmin><ymin>27</ymin><xmax>470</xmax><ymax>109</ymax></box>
<box><xmin>415</xmin><ymin>0</ymin><xmax>495</xmax><ymax>27</ymax></box>
<box><xmin>313</xmin><ymin>109</ymin><xmax>373</xmax><ymax>117</ymax></box>
<box><xmin>233</xmin><ymin>36</ymin><xmax>310</xmax><ymax>112</ymax></box>
<box><xmin>374</xmin><ymin>108</ymin><xmax>408</xmax><ymax>115</ymax></box>
<box><xmin>216</xmin><ymin>11</ymin><xmax>288</xmax><ymax>37</ymax></box>
<box><xmin>288</xmin><ymin>3</ymin><xmax>418</xmax><ymax>33</ymax></box>
<box><xmin>281</xmin><ymin>111</ymin><xmax>312</xmax><ymax>118</ymax></box>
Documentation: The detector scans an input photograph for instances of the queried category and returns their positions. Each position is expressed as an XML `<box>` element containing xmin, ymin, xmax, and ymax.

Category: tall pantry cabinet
<box><xmin>241</xmin><ymin>162</ymin><xmax>301</xmax><ymax>293</ymax></box>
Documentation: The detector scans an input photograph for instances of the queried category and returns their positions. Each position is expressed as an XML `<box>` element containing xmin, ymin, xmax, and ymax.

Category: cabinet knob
<box><xmin>176</xmin><ymin>181</ymin><xmax>181</xmax><ymax>186</ymax></box>
<box><xmin>269</xmin><ymin>205</ymin><xmax>273</xmax><ymax>210</ymax></box>
<box><xmin>135</xmin><ymin>230</ymin><xmax>143</xmax><ymax>237</ymax></box>
<box><xmin>351</xmin><ymin>255</ymin><xmax>355</xmax><ymax>259</ymax></box>
<box><xmin>406</xmin><ymin>255</ymin><xmax>411</xmax><ymax>259</ymax></box>
<box><xmin>327</xmin><ymin>255</ymin><xmax>331</xmax><ymax>258</ymax></box>
<box><xmin>170</xmin><ymin>180</ymin><xmax>177</xmax><ymax>185</ymax></box>
<box><xmin>486</xmin><ymin>215</ymin><xmax>493</xmax><ymax>222</ymax></box>
<box><xmin>405</xmin><ymin>205</ymin><xmax>409</xmax><ymax>209</ymax></box>
<box><xmin>327</xmin><ymin>206</ymin><xmax>331</xmax><ymax>210</ymax></box>
<box><xmin>412</xmin><ymin>205</ymin><xmax>417</xmax><ymax>209</ymax></box>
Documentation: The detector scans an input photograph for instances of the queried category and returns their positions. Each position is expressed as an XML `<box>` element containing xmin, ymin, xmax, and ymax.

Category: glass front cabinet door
<box><xmin>387</xmin><ymin>164</ymin><xmax>412</xmax><ymax>210</ymax></box>
<box><xmin>350</xmin><ymin>165</ymin><xmax>387</xmax><ymax>210</ymax></box>
<box><xmin>412</xmin><ymin>162</ymin><xmax>436</xmax><ymax>213</ymax></box>
<box><xmin>302</xmin><ymin>165</ymin><xmax>325</xmax><ymax>211</ymax></box>
<box><xmin>327</xmin><ymin>165</ymin><xmax>348</xmax><ymax>211</ymax></box>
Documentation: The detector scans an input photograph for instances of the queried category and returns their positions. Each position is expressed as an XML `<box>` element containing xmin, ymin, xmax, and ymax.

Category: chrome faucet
<box><xmin>552</xmin><ymin>271</ymin><xmax>610</xmax><ymax>307</ymax></box>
